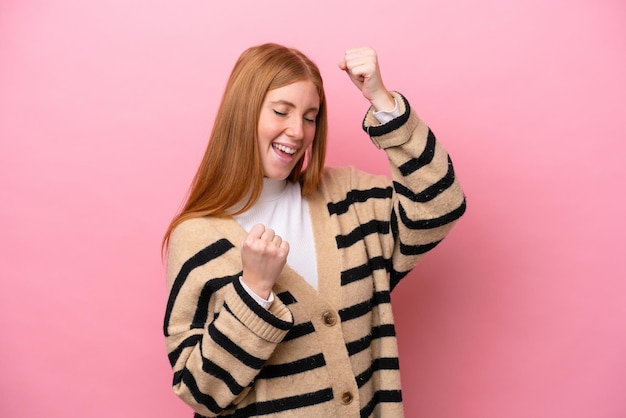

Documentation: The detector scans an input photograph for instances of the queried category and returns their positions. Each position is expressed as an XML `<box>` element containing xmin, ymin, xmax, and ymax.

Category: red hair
<box><xmin>162</xmin><ymin>43</ymin><xmax>328</xmax><ymax>251</ymax></box>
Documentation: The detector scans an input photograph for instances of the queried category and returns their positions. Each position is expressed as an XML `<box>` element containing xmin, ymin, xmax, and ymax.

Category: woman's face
<box><xmin>257</xmin><ymin>80</ymin><xmax>320</xmax><ymax>180</ymax></box>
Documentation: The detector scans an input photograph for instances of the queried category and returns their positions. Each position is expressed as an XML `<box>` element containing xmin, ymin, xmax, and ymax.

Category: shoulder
<box><xmin>320</xmin><ymin>166</ymin><xmax>391</xmax><ymax>195</ymax></box>
<box><xmin>314</xmin><ymin>167</ymin><xmax>393</xmax><ymax>214</ymax></box>
<box><xmin>166</xmin><ymin>216</ymin><xmax>244</xmax><ymax>285</ymax></box>
<box><xmin>169</xmin><ymin>216</ymin><xmax>243</xmax><ymax>260</ymax></box>
<box><xmin>171</xmin><ymin>217</ymin><xmax>217</xmax><ymax>247</ymax></box>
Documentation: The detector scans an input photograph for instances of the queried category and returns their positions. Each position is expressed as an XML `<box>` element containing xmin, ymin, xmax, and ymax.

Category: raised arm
<box><xmin>341</xmin><ymin>47</ymin><xmax>466</xmax><ymax>289</ymax></box>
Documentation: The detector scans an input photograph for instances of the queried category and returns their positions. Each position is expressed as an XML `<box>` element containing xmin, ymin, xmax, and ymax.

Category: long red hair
<box><xmin>162</xmin><ymin>43</ymin><xmax>328</xmax><ymax>251</ymax></box>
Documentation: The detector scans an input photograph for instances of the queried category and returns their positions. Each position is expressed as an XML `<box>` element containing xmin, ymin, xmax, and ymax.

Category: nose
<box><xmin>285</xmin><ymin>117</ymin><xmax>304</xmax><ymax>140</ymax></box>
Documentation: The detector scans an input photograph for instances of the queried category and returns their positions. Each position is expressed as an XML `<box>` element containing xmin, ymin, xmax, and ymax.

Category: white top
<box><xmin>234</xmin><ymin>179</ymin><xmax>317</xmax><ymax>307</ymax></box>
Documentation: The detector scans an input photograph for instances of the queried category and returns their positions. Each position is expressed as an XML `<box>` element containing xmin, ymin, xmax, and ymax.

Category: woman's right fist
<box><xmin>240</xmin><ymin>224</ymin><xmax>290</xmax><ymax>299</ymax></box>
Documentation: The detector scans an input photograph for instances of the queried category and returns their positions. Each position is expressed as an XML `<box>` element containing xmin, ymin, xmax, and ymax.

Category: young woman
<box><xmin>162</xmin><ymin>43</ymin><xmax>466</xmax><ymax>417</ymax></box>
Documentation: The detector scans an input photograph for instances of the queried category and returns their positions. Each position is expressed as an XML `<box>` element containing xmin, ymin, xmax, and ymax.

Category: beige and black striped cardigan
<box><xmin>164</xmin><ymin>93</ymin><xmax>466</xmax><ymax>417</ymax></box>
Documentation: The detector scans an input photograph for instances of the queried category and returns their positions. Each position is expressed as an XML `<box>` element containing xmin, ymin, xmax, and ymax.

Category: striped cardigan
<box><xmin>164</xmin><ymin>93</ymin><xmax>466</xmax><ymax>417</ymax></box>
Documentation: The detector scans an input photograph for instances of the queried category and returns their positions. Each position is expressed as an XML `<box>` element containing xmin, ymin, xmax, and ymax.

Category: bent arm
<box><xmin>364</xmin><ymin>92</ymin><xmax>467</xmax><ymax>289</ymax></box>
<box><xmin>163</xmin><ymin>220</ymin><xmax>293</xmax><ymax>416</ymax></box>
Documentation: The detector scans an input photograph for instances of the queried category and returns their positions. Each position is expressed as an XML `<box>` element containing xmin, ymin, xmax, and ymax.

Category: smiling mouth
<box><xmin>272</xmin><ymin>143</ymin><xmax>297</xmax><ymax>155</ymax></box>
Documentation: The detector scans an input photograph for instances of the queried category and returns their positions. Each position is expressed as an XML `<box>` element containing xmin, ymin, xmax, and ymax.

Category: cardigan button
<box><xmin>341</xmin><ymin>391</ymin><xmax>354</xmax><ymax>405</ymax></box>
<box><xmin>322</xmin><ymin>311</ymin><xmax>337</xmax><ymax>326</ymax></box>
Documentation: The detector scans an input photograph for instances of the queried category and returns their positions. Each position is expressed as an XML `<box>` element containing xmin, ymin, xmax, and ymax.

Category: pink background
<box><xmin>1</xmin><ymin>1</ymin><xmax>625</xmax><ymax>417</ymax></box>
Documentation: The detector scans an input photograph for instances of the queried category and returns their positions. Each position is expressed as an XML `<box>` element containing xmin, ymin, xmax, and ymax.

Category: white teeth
<box><xmin>273</xmin><ymin>143</ymin><xmax>296</xmax><ymax>155</ymax></box>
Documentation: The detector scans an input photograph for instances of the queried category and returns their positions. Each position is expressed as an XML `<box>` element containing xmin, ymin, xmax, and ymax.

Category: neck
<box><xmin>259</xmin><ymin>177</ymin><xmax>288</xmax><ymax>201</ymax></box>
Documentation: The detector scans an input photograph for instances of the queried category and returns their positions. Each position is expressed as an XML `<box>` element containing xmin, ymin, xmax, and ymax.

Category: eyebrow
<box><xmin>270</xmin><ymin>100</ymin><xmax>319</xmax><ymax>113</ymax></box>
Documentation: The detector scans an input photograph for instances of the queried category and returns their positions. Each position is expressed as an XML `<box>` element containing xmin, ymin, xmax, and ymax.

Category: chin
<box><xmin>264</xmin><ymin>172</ymin><xmax>290</xmax><ymax>181</ymax></box>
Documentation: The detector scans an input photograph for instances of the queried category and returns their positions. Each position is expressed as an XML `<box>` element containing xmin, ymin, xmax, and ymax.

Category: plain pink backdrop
<box><xmin>1</xmin><ymin>1</ymin><xmax>625</xmax><ymax>417</ymax></box>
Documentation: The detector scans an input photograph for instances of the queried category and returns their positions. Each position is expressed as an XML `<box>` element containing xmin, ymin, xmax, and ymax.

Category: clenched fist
<box><xmin>338</xmin><ymin>46</ymin><xmax>395</xmax><ymax>112</ymax></box>
<box><xmin>240</xmin><ymin>224</ymin><xmax>290</xmax><ymax>299</ymax></box>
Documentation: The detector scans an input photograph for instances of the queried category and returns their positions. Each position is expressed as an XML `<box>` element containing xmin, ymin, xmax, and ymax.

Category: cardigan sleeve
<box><xmin>163</xmin><ymin>218</ymin><xmax>294</xmax><ymax>416</ymax></box>
<box><xmin>363</xmin><ymin>92</ymin><xmax>467</xmax><ymax>289</ymax></box>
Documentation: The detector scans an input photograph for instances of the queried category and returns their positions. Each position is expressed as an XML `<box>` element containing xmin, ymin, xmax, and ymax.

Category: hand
<box><xmin>338</xmin><ymin>47</ymin><xmax>395</xmax><ymax>112</ymax></box>
<box><xmin>240</xmin><ymin>224</ymin><xmax>290</xmax><ymax>299</ymax></box>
